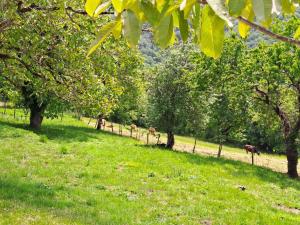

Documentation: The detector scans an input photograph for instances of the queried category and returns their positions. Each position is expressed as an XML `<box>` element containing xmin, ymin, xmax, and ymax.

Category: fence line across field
<box><xmin>87</xmin><ymin>117</ymin><xmax>291</xmax><ymax>174</ymax></box>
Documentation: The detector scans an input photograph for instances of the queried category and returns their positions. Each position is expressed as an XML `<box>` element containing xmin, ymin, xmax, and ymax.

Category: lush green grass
<box><xmin>0</xmin><ymin>116</ymin><xmax>299</xmax><ymax>225</ymax></box>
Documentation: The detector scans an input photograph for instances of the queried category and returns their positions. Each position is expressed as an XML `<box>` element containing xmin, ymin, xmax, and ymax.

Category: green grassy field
<box><xmin>0</xmin><ymin>116</ymin><xmax>299</xmax><ymax>225</ymax></box>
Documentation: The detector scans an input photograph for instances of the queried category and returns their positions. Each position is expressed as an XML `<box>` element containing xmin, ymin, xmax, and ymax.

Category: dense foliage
<box><xmin>0</xmin><ymin>0</ymin><xmax>143</xmax><ymax>128</ymax></box>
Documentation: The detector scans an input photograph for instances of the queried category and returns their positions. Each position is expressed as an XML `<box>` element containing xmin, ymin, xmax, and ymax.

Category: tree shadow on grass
<box><xmin>0</xmin><ymin>177</ymin><xmax>73</xmax><ymax>209</ymax></box>
<box><xmin>0</xmin><ymin>177</ymin><xmax>113</xmax><ymax>224</ymax></box>
<box><xmin>0</xmin><ymin>120</ymin><xmax>104</xmax><ymax>143</ymax></box>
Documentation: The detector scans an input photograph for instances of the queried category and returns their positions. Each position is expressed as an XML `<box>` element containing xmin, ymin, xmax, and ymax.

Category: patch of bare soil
<box><xmin>200</xmin><ymin>219</ymin><xmax>212</xmax><ymax>225</ymax></box>
<box><xmin>276</xmin><ymin>204</ymin><xmax>300</xmax><ymax>215</ymax></box>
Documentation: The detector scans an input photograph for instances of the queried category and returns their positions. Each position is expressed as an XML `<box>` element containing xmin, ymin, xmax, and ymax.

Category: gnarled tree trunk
<box><xmin>29</xmin><ymin>106</ymin><xmax>44</xmax><ymax>129</ymax></box>
<box><xmin>22</xmin><ymin>82</ymin><xmax>46</xmax><ymax>130</ymax></box>
<box><xmin>96</xmin><ymin>114</ymin><xmax>103</xmax><ymax>130</ymax></box>
<box><xmin>285</xmin><ymin>136</ymin><xmax>299</xmax><ymax>178</ymax></box>
<box><xmin>166</xmin><ymin>131</ymin><xmax>174</xmax><ymax>149</ymax></box>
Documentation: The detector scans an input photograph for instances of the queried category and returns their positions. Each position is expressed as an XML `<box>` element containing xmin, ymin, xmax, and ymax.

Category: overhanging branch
<box><xmin>237</xmin><ymin>16</ymin><xmax>300</xmax><ymax>47</ymax></box>
<box><xmin>198</xmin><ymin>0</ymin><xmax>300</xmax><ymax>47</ymax></box>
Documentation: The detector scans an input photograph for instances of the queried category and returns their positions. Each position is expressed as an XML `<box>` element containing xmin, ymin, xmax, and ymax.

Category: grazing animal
<box><xmin>148</xmin><ymin>127</ymin><xmax>156</xmax><ymax>136</ymax></box>
<box><xmin>130</xmin><ymin>124</ymin><xmax>137</xmax><ymax>131</ymax></box>
<box><xmin>106</xmin><ymin>123</ymin><xmax>113</xmax><ymax>128</ymax></box>
<box><xmin>244</xmin><ymin>144</ymin><xmax>260</xmax><ymax>155</ymax></box>
<box><xmin>96</xmin><ymin>116</ymin><xmax>105</xmax><ymax>130</ymax></box>
<box><xmin>238</xmin><ymin>185</ymin><xmax>246</xmax><ymax>191</ymax></box>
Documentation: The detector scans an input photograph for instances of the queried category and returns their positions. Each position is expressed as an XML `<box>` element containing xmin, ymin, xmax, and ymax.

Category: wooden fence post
<box><xmin>251</xmin><ymin>152</ymin><xmax>254</xmax><ymax>165</ymax></box>
<box><xmin>156</xmin><ymin>134</ymin><xmax>161</xmax><ymax>144</ymax></box>
<box><xmin>3</xmin><ymin>101</ymin><xmax>7</xmax><ymax>115</ymax></box>
<box><xmin>130</xmin><ymin>127</ymin><xmax>133</xmax><ymax>137</ymax></box>
<box><xmin>192</xmin><ymin>137</ymin><xmax>197</xmax><ymax>153</ymax></box>
<box><xmin>147</xmin><ymin>133</ymin><xmax>149</xmax><ymax>145</ymax></box>
<box><xmin>217</xmin><ymin>143</ymin><xmax>222</xmax><ymax>158</ymax></box>
<box><xmin>136</xmin><ymin>129</ymin><xmax>138</xmax><ymax>139</ymax></box>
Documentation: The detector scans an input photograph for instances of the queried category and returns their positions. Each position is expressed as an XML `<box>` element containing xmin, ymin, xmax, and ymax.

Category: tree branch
<box><xmin>17</xmin><ymin>1</ymin><xmax>59</xmax><ymax>13</ymax></box>
<box><xmin>198</xmin><ymin>0</ymin><xmax>300</xmax><ymax>47</ymax></box>
<box><xmin>16</xmin><ymin>1</ymin><xmax>113</xmax><ymax>16</ymax></box>
<box><xmin>254</xmin><ymin>86</ymin><xmax>291</xmax><ymax>136</ymax></box>
<box><xmin>237</xmin><ymin>16</ymin><xmax>300</xmax><ymax>47</ymax></box>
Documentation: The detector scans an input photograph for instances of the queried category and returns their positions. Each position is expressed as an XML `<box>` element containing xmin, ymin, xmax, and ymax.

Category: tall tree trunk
<box><xmin>21</xmin><ymin>82</ymin><xmax>47</xmax><ymax>130</ymax></box>
<box><xmin>285</xmin><ymin>136</ymin><xmax>298</xmax><ymax>178</ymax></box>
<box><xmin>29</xmin><ymin>106</ymin><xmax>44</xmax><ymax>129</ymax></box>
<box><xmin>96</xmin><ymin>115</ymin><xmax>102</xmax><ymax>130</ymax></box>
<box><xmin>192</xmin><ymin>136</ymin><xmax>197</xmax><ymax>153</ymax></box>
<box><xmin>166</xmin><ymin>131</ymin><xmax>174</xmax><ymax>149</ymax></box>
<box><xmin>217</xmin><ymin>142</ymin><xmax>223</xmax><ymax>158</ymax></box>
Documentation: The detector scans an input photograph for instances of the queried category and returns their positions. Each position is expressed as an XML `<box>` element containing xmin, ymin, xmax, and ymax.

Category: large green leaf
<box><xmin>154</xmin><ymin>15</ymin><xmax>174</xmax><ymax>48</ymax></box>
<box><xmin>206</xmin><ymin>0</ymin><xmax>233</xmax><ymax>27</ymax></box>
<box><xmin>199</xmin><ymin>5</ymin><xmax>225</xmax><ymax>59</ymax></box>
<box><xmin>180</xmin><ymin>0</ymin><xmax>197</xmax><ymax>19</ymax></box>
<box><xmin>294</xmin><ymin>26</ymin><xmax>300</xmax><ymax>39</ymax></box>
<box><xmin>112</xmin><ymin>16</ymin><xmax>123</xmax><ymax>38</ymax></box>
<box><xmin>87</xmin><ymin>21</ymin><xmax>121</xmax><ymax>56</ymax></box>
<box><xmin>252</xmin><ymin>0</ymin><xmax>272</xmax><ymax>22</ymax></box>
<box><xmin>282</xmin><ymin>0</ymin><xmax>295</xmax><ymax>14</ymax></box>
<box><xmin>141</xmin><ymin>1</ymin><xmax>160</xmax><ymax>26</ymax></box>
<box><xmin>238</xmin><ymin>0</ymin><xmax>254</xmax><ymax>38</ymax></box>
<box><xmin>178</xmin><ymin>10</ymin><xmax>189</xmax><ymax>42</ymax></box>
<box><xmin>85</xmin><ymin>0</ymin><xmax>102</xmax><ymax>17</ymax></box>
<box><xmin>112</xmin><ymin>0</ymin><xmax>123</xmax><ymax>13</ymax></box>
<box><xmin>123</xmin><ymin>10</ymin><xmax>141</xmax><ymax>47</ymax></box>
<box><xmin>228</xmin><ymin>0</ymin><xmax>246</xmax><ymax>16</ymax></box>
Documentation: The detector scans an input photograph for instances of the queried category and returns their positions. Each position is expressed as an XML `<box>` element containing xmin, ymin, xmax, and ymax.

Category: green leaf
<box><xmin>294</xmin><ymin>26</ymin><xmax>300</xmax><ymax>39</ymax></box>
<box><xmin>228</xmin><ymin>0</ymin><xmax>246</xmax><ymax>16</ymax></box>
<box><xmin>206</xmin><ymin>0</ymin><xmax>233</xmax><ymax>27</ymax></box>
<box><xmin>112</xmin><ymin>16</ymin><xmax>123</xmax><ymax>39</ymax></box>
<box><xmin>87</xmin><ymin>21</ymin><xmax>121</xmax><ymax>56</ymax></box>
<box><xmin>282</xmin><ymin>0</ymin><xmax>295</xmax><ymax>14</ymax></box>
<box><xmin>123</xmin><ymin>10</ymin><xmax>141</xmax><ymax>47</ymax></box>
<box><xmin>191</xmin><ymin>3</ymin><xmax>200</xmax><ymax>31</ymax></box>
<box><xmin>85</xmin><ymin>0</ymin><xmax>102</xmax><ymax>17</ymax></box>
<box><xmin>154</xmin><ymin>15</ymin><xmax>174</xmax><ymax>48</ymax></box>
<box><xmin>112</xmin><ymin>0</ymin><xmax>123</xmax><ymax>13</ymax></box>
<box><xmin>178</xmin><ymin>10</ymin><xmax>189</xmax><ymax>42</ymax></box>
<box><xmin>181</xmin><ymin>0</ymin><xmax>197</xmax><ymax>19</ymax></box>
<box><xmin>141</xmin><ymin>1</ymin><xmax>160</xmax><ymax>26</ymax></box>
<box><xmin>252</xmin><ymin>0</ymin><xmax>272</xmax><ymax>22</ymax></box>
<box><xmin>199</xmin><ymin>5</ymin><xmax>225</xmax><ymax>59</ymax></box>
<box><xmin>238</xmin><ymin>0</ymin><xmax>254</xmax><ymax>38</ymax></box>
<box><xmin>94</xmin><ymin>1</ymin><xmax>112</xmax><ymax>17</ymax></box>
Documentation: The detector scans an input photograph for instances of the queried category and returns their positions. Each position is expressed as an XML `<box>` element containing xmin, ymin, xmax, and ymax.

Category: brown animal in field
<box><xmin>244</xmin><ymin>144</ymin><xmax>260</xmax><ymax>155</ymax></box>
<box><xmin>96</xmin><ymin>116</ymin><xmax>106</xmax><ymax>130</ymax></box>
<box><xmin>130</xmin><ymin>124</ymin><xmax>137</xmax><ymax>131</ymax></box>
<box><xmin>148</xmin><ymin>127</ymin><xmax>156</xmax><ymax>136</ymax></box>
<box><xmin>106</xmin><ymin>123</ymin><xmax>113</xmax><ymax>128</ymax></box>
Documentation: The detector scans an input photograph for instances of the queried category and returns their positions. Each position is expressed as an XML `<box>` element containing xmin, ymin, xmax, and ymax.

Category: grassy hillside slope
<box><xmin>0</xmin><ymin>117</ymin><xmax>299</xmax><ymax>225</ymax></box>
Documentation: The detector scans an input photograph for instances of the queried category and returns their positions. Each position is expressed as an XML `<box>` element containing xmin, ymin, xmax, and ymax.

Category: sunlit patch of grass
<box><xmin>0</xmin><ymin>116</ymin><xmax>299</xmax><ymax>225</ymax></box>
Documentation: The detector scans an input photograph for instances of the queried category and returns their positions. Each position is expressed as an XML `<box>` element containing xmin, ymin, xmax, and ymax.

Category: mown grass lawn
<box><xmin>0</xmin><ymin>116</ymin><xmax>299</xmax><ymax>225</ymax></box>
